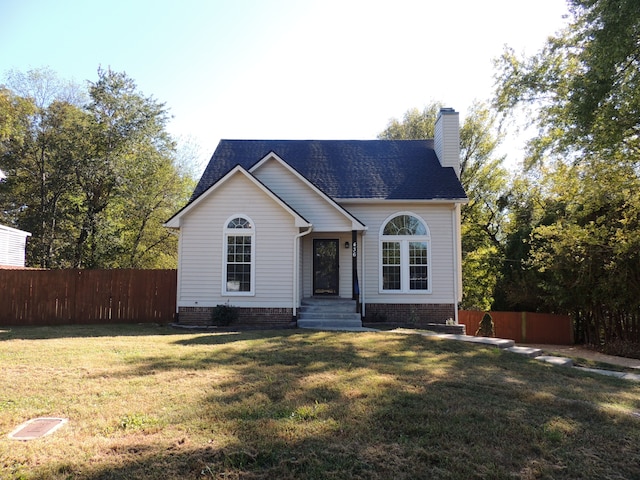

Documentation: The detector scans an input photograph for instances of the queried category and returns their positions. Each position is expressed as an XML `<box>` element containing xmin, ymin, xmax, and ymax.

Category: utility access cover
<box><xmin>8</xmin><ymin>417</ymin><xmax>68</xmax><ymax>441</ymax></box>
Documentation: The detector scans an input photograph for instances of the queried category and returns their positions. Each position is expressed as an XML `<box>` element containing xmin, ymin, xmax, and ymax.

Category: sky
<box><xmin>1</xmin><ymin>0</ymin><xmax>571</xmax><ymax>171</ymax></box>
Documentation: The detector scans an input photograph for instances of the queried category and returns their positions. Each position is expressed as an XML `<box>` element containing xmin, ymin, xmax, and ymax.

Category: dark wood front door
<box><xmin>313</xmin><ymin>239</ymin><xmax>339</xmax><ymax>295</ymax></box>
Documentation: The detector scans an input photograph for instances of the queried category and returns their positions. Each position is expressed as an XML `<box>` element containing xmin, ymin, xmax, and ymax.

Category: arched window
<box><xmin>380</xmin><ymin>213</ymin><xmax>430</xmax><ymax>293</ymax></box>
<box><xmin>223</xmin><ymin>215</ymin><xmax>255</xmax><ymax>295</ymax></box>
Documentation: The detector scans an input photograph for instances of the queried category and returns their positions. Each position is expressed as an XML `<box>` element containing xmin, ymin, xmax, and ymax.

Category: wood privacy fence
<box><xmin>458</xmin><ymin>310</ymin><xmax>574</xmax><ymax>345</ymax></box>
<box><xmin>0</xmin><ymin>269</ymin><xmax>176</xmax><ymax>326</ymax></box>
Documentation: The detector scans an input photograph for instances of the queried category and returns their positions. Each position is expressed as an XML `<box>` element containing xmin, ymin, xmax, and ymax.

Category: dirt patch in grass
<box><xmin>1</xmin><ymin>325</ymin><xmax>639</xmax><ymax>479</ymax></box>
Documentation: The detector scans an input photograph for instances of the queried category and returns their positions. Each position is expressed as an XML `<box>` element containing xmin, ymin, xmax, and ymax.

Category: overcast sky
<box><xmin>2</xmin><ymin>0</ymin><xmax>570</xmax><ymax>171</ymax></box>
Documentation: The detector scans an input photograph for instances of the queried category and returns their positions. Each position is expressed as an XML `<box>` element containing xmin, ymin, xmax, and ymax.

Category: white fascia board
<box><xmin>250</xmin><ymin>152</ymin><xmax>367</xmax><ymax>231</ymax></box>
<box><xmin>0</xmin><ymin>224</ymin><xmax>32</xmax><ymax>237</ymax></box>
<box><xmin>163</xmin><ymin>165</ymin><xmax>312</xmax><ymax>229</ymax></box>
<box><xmin>336</xmin><ymin>198</ymin><xmax>469</xmax><ymax>205</ymax></box>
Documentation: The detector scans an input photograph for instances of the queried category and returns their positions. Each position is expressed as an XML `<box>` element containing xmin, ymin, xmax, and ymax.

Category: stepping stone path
<box><xmin>426</xmin><ymin>333</ymin><xmax>640</xmax><ymax>382</ymax></box>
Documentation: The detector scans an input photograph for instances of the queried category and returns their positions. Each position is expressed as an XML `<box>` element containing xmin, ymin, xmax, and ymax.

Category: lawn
<box><xmin>0</xmin><ymin>325</ymin><xmax>639</xmax><ymax>479</ymax></box>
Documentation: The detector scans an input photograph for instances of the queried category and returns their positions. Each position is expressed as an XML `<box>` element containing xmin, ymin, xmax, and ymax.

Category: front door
<box><xmin>313</xmin><ymin>239</ymin><xmax>339</xmax><ymax>295</ymax></box>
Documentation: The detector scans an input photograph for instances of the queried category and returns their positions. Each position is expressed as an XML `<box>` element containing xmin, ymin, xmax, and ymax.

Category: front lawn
<box><xmin>0</xmin><ymin>325</ymin><xmax>639</xmax><ymax>479</ymax></box>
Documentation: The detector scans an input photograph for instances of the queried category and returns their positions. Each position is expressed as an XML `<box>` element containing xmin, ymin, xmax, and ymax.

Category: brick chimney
<box><xmin>434</xmin><ymin>108</ymin><xmax>460</xmax><ymax>178</ymax></box>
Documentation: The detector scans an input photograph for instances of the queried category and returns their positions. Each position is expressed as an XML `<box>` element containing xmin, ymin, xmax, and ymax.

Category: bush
<box><xmin>475</xmin><ymin>312</ymin><xmax>495</xmax><ymax>337</ymax></box>
<box><xmin>601</xmin><ymin>340</ymin><xmax>640</xmax><ymax>360</ymax></box>
<box><xmin>211</xmin><ymin>304</ymin><xmax>239</xmax><ymax>326</ymax></box>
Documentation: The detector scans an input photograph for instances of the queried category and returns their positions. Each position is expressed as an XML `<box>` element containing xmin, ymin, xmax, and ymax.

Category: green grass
<box><xmin>0</xmin><ymin>324</ymin><xmax>639</xmax><ymax>479</ymax></box>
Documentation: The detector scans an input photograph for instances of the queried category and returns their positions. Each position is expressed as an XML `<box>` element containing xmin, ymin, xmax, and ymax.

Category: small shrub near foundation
<box><xmin>212</xmin><ymin>304</ymin><xmax>239</xmax><ymax>326</ymax></box>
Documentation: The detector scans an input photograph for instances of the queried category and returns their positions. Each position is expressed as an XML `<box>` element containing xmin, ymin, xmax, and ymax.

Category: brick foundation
<box><xmin>363</xmin><ymin>303</ymin><xmax>456</xmax><ymax>326</ymax></box>
<box><xmin>177</xmin><ymin>306</ymin><xmax>295</xmax><ymax>328</ymax></box>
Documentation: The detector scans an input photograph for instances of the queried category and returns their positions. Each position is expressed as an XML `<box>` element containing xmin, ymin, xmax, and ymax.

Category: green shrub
<box><xmin>475</xmin><ymin>312</ymin><xmax>495</xmax><ymax>337</ymax></box>
<box><xmin>211</xmin><ymin>304</ymin><xmax>239</xmax><ymax>326</ymax></box>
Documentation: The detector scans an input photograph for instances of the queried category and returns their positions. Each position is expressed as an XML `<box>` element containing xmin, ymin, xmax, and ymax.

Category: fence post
<box><xmin>521</xmin><ymin>311</ymin><xmax>527</xmax><ymax>343</ymax></box>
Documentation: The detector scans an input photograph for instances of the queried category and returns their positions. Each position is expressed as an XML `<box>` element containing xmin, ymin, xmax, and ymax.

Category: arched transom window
<box><xmin>223</xmin><ymin>215</ymin><xmax>255</xmax><ymax>295</ymax></box>
<box><xmin>380</xmin><ymin>213</ymin><xmax>430</xmax><ymax>293</ymax></box>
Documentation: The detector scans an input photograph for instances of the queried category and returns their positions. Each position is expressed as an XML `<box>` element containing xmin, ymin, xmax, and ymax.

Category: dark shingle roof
<box><xmin>191</xmin><ymin>140</ymin><xmax>467</xmax><ymax>202</ymax></box>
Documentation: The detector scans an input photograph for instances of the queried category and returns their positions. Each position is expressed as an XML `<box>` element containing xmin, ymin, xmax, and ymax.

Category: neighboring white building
<box><xmin>165</xmin><ymin>108</ymin><xmax>467</xmax><ymax>329</ymax></box>
<box><xmin>0</xmin><ymin>224</ymin><xmax>31</xmax><ymax>268</ymax></box>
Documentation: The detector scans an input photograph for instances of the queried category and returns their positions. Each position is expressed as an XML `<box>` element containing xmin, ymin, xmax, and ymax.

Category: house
<box><xmin>0</xmin><ymin>224</ymin><xmax>31</xmax><ymax>268</ymax></box>
<box><xmin>165</xmin><ymin>108</ymin><xmax>467</xmax><ymax>330</ymax></box>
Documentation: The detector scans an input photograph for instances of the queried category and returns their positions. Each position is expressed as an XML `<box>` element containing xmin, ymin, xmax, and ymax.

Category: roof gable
<box><xmin>191</xmin><ymin>140</ymin><xmax>467</xmax><ymax>203</ymax></box>
<box><xmin>164</xmin><ymin>165</ymin><xmax>311</xmax><ymax>228</ymax></box>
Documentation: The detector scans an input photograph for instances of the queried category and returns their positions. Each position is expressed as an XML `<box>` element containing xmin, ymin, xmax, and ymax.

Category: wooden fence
<box><xmin>458</xmin><ymin>310</ymin><xmax>574</xmax><ymax>345</ymax></box>
<box><xmin>0</xmin><ymin>269</ymin><xmax>177</xmax><ymax>326</ymax></box>
<box><xmin>0</xmin><ymin>269</ymin><xmax>575</xmax><ymax>342</ymax></box>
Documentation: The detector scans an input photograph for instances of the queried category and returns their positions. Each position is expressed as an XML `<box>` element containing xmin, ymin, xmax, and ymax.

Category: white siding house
<box><xmin>0</xmin><ymin>224</ymin><xmax>31</xmax><ymax>268</ymax></box>
<box><xmin>166</xmin><ymin>108</ymin><xmax>467</xmax><ymax>329</ymax></box>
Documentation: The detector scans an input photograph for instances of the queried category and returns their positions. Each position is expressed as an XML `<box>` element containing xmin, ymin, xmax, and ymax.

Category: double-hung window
<box><xmin>223</xmin><ymin>215</ymin><xmax>254</xmax><ymax>295</ymax></box>
<box><xmin>380</xmin><ymin>213</ymin><xmax>430</xmax><ymax>293</ymax></box>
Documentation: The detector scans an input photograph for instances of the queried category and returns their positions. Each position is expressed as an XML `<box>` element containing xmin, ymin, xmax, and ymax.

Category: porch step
<box><xmin>298</xmin><ymin>297</ymin><xmax>362</xmax><ymax>329</ymax></box>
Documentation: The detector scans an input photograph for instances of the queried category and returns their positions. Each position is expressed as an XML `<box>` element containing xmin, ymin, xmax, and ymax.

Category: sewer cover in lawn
<box><xmin>8</xmin><ymin>417</ymin><xmax>68</xmax><ymax>440</ymax></box>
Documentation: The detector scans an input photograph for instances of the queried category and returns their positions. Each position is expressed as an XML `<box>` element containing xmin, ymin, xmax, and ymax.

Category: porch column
<box><xmin>351</xmin><ymin>230</ymin><xmax>360</xmax><ymax>312</ymax></box>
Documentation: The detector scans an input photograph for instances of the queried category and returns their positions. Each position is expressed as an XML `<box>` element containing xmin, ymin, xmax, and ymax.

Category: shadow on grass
<box><xmin>0</xmin><ymin>323</ymin><xmax>273</xmax><ymax>341</ymax></box>
<box><xmin>12</xmin><ymin>329</ymin><xmax>640</xmax><ymax>479</ymax></box>
<box><xmin>0</xmin><ymin>323</ymin><xmax>188</xmax><ymax>340</ymax></box>
<box><xmin>34</xmin><ymin>436</ymin><xmax>434</xmax><ymax>480</ymax></box>
<box><xmin>99</xmin><ymin>330</ymin><xmax>470</xmax><ymax>381</ymax></box>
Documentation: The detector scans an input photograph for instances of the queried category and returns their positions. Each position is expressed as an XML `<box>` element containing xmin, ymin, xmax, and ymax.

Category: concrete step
<box><xmin>299</xmin><ymin>304</ymin><xmax>356</xmax><ymax>314</ymax></box>
<box><xmin>302</xmin><ymin>296</ymin><xmax>355</xmax><ymax>303</ymax></box>
<box><xmin>575</xmin><ymin>367</ymin><xmax>640</xmax><ymax>381</ymax></box>
<box><xmin>298</xmin><ymin>299</ymin><xmax>357</xmax><ymax>310</ymax></box>
<box><xmin>298</xmin><ymin>319</ymin><xmax>363</xmax><ymax>329</ymax></box>
<box><xmin>536</xmin><ymin>355</ymin><xmax>574</xmax><ymax>367</ymax></box>
<box><xmin>506</xmin><ymin>346</ymin><xmax>544</xmax><ymax>358</ymax></box>
<box><xmin>298</xmin><ymin>312</ymin><xmax>361</xmax><ymax>320</ymax></box>
<box><xmin>298</xmin><ymin>297</ymin><xmax>361</xmax><ymax>329</ymax></box>
<box><xmin>433</xmin><ymin>334</ymin><xmax>515</xmax><ymax>349</ymax></box>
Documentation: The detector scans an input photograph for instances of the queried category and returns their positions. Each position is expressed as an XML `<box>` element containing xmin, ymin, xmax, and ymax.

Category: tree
<box><xmin>0</xmin><ymin>87</ymin><xmax>35</xmax><ymax>149</ymax></box>
<box><xmin>379</xmin><ymin>102</ymin><xmax>509</xmax><ymax>310</ymax></box>
<box><xmin>0</xmin><ymin>67</ymin><xmax>194</xmax><ymax>268</ymax></box>
<box><xmin>378</xmin><ymin>105</ymin><xmax>441</xmax><ymax>140</ymax></box>
<box><xmin>524</xmin><ymin>158</ymin><xmax>640</xmax><ymax>347</ymax></box>
<box><xmin>0</xmin><ymin>87</ymin><xmax>35</xmax><ymax>190</ymax></box>
<box><xmin>493</xmin><ymin>0</ymin><xmax>640</xmax><ymax>351</ymax></box>
<box><xmin>69</xmin><ymin>68</ymin><xmax>177</xmax><ymax>267</ymax></box>
<box><xmin>494</xmin><ymin>0</ymin><xmax>640</xmax><ymax>163</ymax></box>
<box><xmin>0</xmin><ymin>69</ymin><xmax>86</xmax><ymax>265</ymax></box>
<box><xmin>491</xmin><ymin>174</ymin><xmax>550</xmax><ymax>312</ymax></box>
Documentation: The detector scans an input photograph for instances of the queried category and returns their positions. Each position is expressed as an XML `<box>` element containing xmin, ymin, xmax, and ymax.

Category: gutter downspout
<box><xmin>451</xmin><ymin>204</ymin><xmax>462</xmax><ymax>325</ymax></box>
<box><xmin>293</xmin><ymin>226</ymin><xmax>313</xmax><ymax>318</ymax></box>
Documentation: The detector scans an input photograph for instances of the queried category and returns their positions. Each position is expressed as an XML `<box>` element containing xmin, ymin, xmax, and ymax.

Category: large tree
<box><xmin>0</xmin><ymin>68</ymin><xmax>194</xmax><ymax>268</ymax></box>
<box><xmin>493</xmin><ymin>0</ymin><xmax>640</xmax><ymax>351</ymax></box>
<box><xmin>494</xmin><ymin>0</ymin><xmax>640</xmax><ymax>163</ymax></box>
<box><xmin>379</xmin><ymin>102</ymin><xmax>509</xmax><ymax>310</ymax></box>
<box><xmin>0</xmin><ymin>69</ymin><xmax>85</xmax><ymax>265</ymax></box>
<box><xmin>495</xmin><ymin>158</ymin><xmax>640</xmax><ymax>347</ymax></box>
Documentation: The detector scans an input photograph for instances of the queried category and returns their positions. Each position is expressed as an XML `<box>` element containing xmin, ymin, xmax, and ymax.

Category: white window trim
<box><xmin>378</xmin><ymin>212</ymin><xmax>432</xmax><ymax>294</ymax></box>
<box><xmin>222</xmin><ymin>214</ymin><xmax>256</xmax><ymax>296</ymax></box>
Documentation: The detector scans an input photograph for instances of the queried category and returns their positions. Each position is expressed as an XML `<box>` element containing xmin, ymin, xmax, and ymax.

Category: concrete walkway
<box><xmin>521</xmin><ymin>343</ymin><xmax>640</xmax><ymax>369</ymax></box>
<box><xmin>297</xmin><ymin>325</ymin><xmax>640</xmax><ymax>382</ymax></box>
<box><xmin>424</xmin><ymin>332</ymin><xmax>640</xmax><ymax>382</ymax></box>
